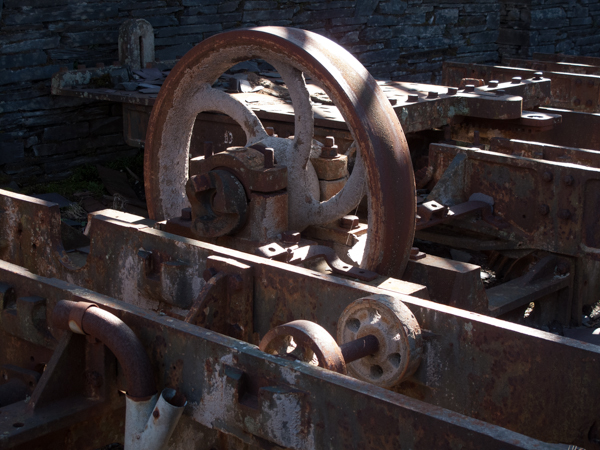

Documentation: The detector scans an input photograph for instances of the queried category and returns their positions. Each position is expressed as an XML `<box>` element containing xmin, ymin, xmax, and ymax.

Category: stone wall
<box><xmin>0</xmin><ymin>0</ymin><xmax>598</xmax><ymax>186</ymax></box>
<box><xmin>499</xmin><ymin>0</ymin><xmax>600</xmax><ymax>58</ymax></box>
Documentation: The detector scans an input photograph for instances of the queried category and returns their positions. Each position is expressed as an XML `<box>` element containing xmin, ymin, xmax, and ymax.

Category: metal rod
<box><xmin>339</xmin><ymin>334</ymin><xmax>379</xmax><ymax>364</ymax></box>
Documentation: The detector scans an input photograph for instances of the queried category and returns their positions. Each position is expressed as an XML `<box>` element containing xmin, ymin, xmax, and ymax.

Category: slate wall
<box><xmin>0</xmin><ymin>0</ymin><xmax>598</xmax><ymax>186</ymax></box>
<box><xmin>499</xmin><ymin>0</ymin><xmax>600</xmax><ymax>58</ymax></box>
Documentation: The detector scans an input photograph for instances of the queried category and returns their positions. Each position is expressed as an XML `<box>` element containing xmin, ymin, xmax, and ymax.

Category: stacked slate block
<box><xmin>0</xmin><ymin>0</ymin><xmax>598</xmax><ymax>185</ymax></box>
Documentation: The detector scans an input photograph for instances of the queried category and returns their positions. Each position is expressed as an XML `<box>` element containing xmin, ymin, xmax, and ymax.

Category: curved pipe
<box><xmin>52</xmin><ymin>300</ymin><xmax>156</xmax><ymax>400</ymax></box>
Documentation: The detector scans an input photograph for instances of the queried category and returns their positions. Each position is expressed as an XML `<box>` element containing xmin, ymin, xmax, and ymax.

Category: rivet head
<box><xmin>563</xmin><ymin>175</ymin><xmax>574</xmax><ymax>186</ymax></box>
<box><xmin>488</xmin><ymin>80</ymin><xmax>499</xmax><ymax>88</ymax></box>
<box><xmin>542</xmin><ymin>171</ymin><xmax>553</xmax><ymax>182</ymax></box>
<box><xmin>538</xmin><ymin>204</ymin><xmax>549</xmax><ymax>216</ymax></box>
<box><xmin>556</xmin><ymin>262</ymin><xmax>570</xmax><ymax>275</ymax></box>
<box><xmin>465</xmin><ymin>84</ymin><xmax>475</xmax><ymax>92</ymax></box>
<box><xmin>447</xmin><ymin>87</ymin><xmax>458</xmax><ymax>95</ymax></box>
<box><xmin>558</xmin><ymin>209</ymin><xmax>571</xmax><ymax>220</ymax></box>
<box><xmin>511</xmin><ymin>76</ymin><xmax>522</xmax><ymax>84</ymax></box>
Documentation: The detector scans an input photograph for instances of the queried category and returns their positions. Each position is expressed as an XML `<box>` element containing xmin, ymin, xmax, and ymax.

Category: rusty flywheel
<box><xmin>144</xmin><ymin>27</ymin><xmax>416</xmax><ymax>275</ymax></box>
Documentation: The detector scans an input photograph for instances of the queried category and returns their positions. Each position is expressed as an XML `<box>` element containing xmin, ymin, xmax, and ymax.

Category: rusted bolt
<box><xmin>204</xmin><ymin>141</ymin><xmax>214</xmax><ymax>159</ymax></box>
<box><xmin>427</xmin><ymin>91</ymin><xmax>438</xmax><ymax>99</ymax></box>
<box><xmin>389</xmin><ymin>98</ymin><xmax>397</xmax><ymax>106</ymax></box>
<box><xmin>563</xmin><ymin>175</ymin><xmax>574</xmax><ymax>186</ymax></box>
<box><xmin>533</xmin><ymin>72</ymin><xmax>543</xmax><ymax>80</ymax></box>
<box><xmin>556</xmin><ymin>262</ymin><xmax>570</xmax><ymax>275</ymax></box>
<box><xmin>542</xmin><ymin>171</ymin><xmax>553</xmax><ymax>182</ymax></box>
<box><xmin>410</xmin><ymin>247</ymin><xmax>419</xmax><ymax>257</ymax></box>
<box><xmin>266</xmin><ymin>127</ymin><xmax>275</xmax><ymax>136</ymax></box>
<box><xmin>488</xmin><ymin>80</ymin><xmax>499</xmax><ymax>88</ymax></box>
<box><xmin>447</xmin><ymin>87</ymin><xmax>458</xmax><ymax>95</ymax></box>
<box><xmin>264</xmin><ymin>148</ymin><xmax>274</xmax><ymax>169</ymax></box>
<box><xmin>464</xmin><ymin>84</ymin><xmax>475</xmax><ymax>92</ymax></box>
<box><xmin>586</xmin><ymin>100</ymin><xmax>593</xmax><ymax>108</ymax></box>
<box><xmin>96</xmin><ymin>62</ymin><xmax>105</xmax><ymax>68</ymax></box>
<box><xmin>321</xmin><ymin>136</ymin><xmax>338</xmax><ymax>159</ymax></box>
<box><xmin>407</xmin><ymin>94</ymin><xmax>419</xmax><ymax>102</ymax></box>
<box><xmin>281</xmin><ymin>231</ymin><xmax>301</xmax><ymax>244</ymax></box>
<box><xmin>340</xmin><ymin>215</ymin><xmax>359</xmax><ymax>230</ymax></box>
<box><xmin>181</xmin><ymin>207</ymin><xmax>192</xmax><ymax>220</ymax></box>
<box><xmin>496</xmin><ymin>89</ymin><xmax>506</xmax><ymax>96</ymax></box>
<box><xmin>511</xmin><ymin>76</ymin><xmax>522</xmax><ymax>84</ymax></box>
<box><xmin>538</xmin><ymin>204</ymin><xmax>549</xmax><ymax>216</ymax></box>
<box><xmin>558</xmin><ymin>209</ymin><xmax>571</xmax><ymax>220</ymax></box>
<box><xmin>574</xmin><ymin>98</ymin><xmax>581</xmax><ymax>106</ymax></box>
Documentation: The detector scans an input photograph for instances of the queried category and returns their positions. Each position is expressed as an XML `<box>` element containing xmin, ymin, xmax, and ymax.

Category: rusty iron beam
<box><xmin>0</xmin><ymin>259</ymin><xmax>598</xmax><ymax>448</ymax></box>
<box><xmin>428</xmin><ymin>143</ymin><xmax>600</xmax><ymax>260</ymax></box>
<box><xmin>533</xmin><ymin>52</ymin><xmax>600</xmax><ymax>68</ymax></box>
<box><xmin>0</xmin><ymin>188</ymin><xmax>428</xmax><ymax>316</ymax></box>
<box><xmin>1</xmin><ymin>191</ymin><xmax>600</xmax><ymax>447</ymax></box>
<box><xmin>450</xmin><ymin>107</ymin><xmax>600</xmax><ymax>151</ymax></box>
<box><xmin>489</xmin><ymin>137</ymin><xmax>600</xmax><ymax>168</ymax></box>
<box><xmin>504</xmin><ymin>57</ymin><xmax>600</xmax><ymax>75</ymax></box>
<box><xmin>443</xmin><ymin>61</ymin><xmax>600</xmax><ymax>112</ymax></box>
<box><xmin>51</xmin><ymin>61</ymin><xmax>550</xmax><ymax>149</ymax></box>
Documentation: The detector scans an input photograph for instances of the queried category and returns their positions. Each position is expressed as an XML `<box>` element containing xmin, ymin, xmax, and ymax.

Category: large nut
<box><xmin>337</xmin><ymin>294</ymin><xmax>422</xmax><ymax>387</ymax></box>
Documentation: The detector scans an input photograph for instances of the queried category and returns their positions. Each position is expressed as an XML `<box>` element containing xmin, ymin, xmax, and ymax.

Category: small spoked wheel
<box><xmin>259</xmin><ymin>320</ymin><xmax>346</xmax><ymax>374</ymax></box>
<box><xmin>337</xmin><ymin>294</ymin><xmax>422</xmax><ymax>387</ymax></box>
